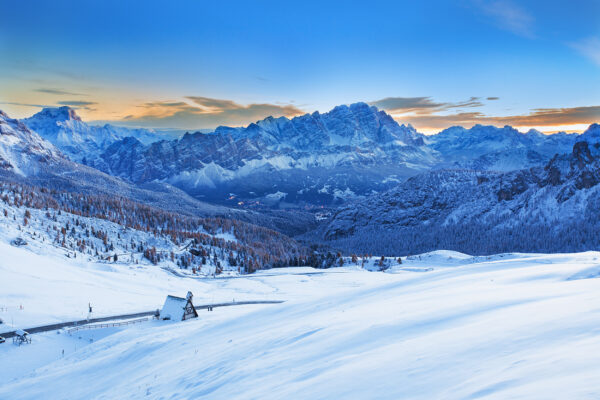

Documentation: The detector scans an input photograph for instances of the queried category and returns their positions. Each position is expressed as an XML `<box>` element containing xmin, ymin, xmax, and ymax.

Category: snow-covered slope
<box><xmin>2</xmin><ymin>241</ymin><xmax>600</xmax><ymax>399</ymax></box>
<box><xmin>21</xmin><ymin>106</ymin><xmax>173</xmax><ymax>163</ymax></box>
<box><xmin>315</xmin><ymin>140</ymin><xmax>600</xmax><ymax>255</ymax></box>
<box><xmin>0</xmin><ymin>180</ymin><xmax>309</xmax><ymax>276</ymax></box>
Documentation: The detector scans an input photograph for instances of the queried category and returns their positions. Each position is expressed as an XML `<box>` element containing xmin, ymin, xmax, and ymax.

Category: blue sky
<box><xmin>0</xmin><ymin>0</ymin><xmax>598</xmax><ymax>133</ymax></box>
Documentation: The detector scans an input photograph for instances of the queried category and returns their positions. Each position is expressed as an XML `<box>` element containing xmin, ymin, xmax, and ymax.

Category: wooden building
<box><xmin>160</xmin><ymin>291</ymin><xmax>198</xmax><ymax>321</ymax></box>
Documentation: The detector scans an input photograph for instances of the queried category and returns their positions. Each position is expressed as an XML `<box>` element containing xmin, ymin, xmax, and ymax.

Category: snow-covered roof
<box><xmin>160</xmin><ymin>295</ymin><xmax>187</xmax><ymax>321</ymax></box>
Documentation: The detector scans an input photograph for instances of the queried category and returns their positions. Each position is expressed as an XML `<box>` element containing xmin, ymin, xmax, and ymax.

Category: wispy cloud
<box><xmin>369</xmin><ymin>97</ymin><xmax>446</xmax><ymax>113</ymax></box>
<box><xmin>0</xmin><ymin>101</ymin><xmax>48</xmax><ymax>109</ymax></box>
<box><xmin>186</xmin><ymin>96</ymin><xmax>304</xmax><ymax>119</ymax></box>
<box><xmin>34</xmin><ymin>88</ymin><xmax>84</xmax><ymax>96</ymax></box>
<box><xmin>570</xmin><ymin>37</ymin><xmax>600</xmax><ymax>67</ymax></box>
<box><xmin>185</xmin><ymin>97</ymin><xmax>241</xmax><ymax>110</ymax></box>
<box><xmin>396</xmin><ymin>106</ymin><xmax>600</xmax><ymax>131</ymax></box>
<box><xmin>117</xmin><ymin>97</ymin><xmax>305</xmax><ymax>129</ymax></box>
<box><xmin>473</xmin><ymin>0</ymin><xmax>535</xmax><ymax>38</ymax></box>
<box><xmin>369</xmin><ymin>96</ymin><xmax>484</xmax><ymax>115</ymax></box>
<box><xmin>370</xmin><ymin>95</ymin><xmax>599</xmax><ymax>132</ymax></box>
<box><xmin>57</xmin><ymin>101</ymin><xmax>97</xmax><ymax>107</ymax></box>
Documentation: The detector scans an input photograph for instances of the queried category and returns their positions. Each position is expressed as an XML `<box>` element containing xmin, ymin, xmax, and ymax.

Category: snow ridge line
<box><xmin>0</xmin><ymin>300</ymin><xmax>285</xmax><ymax>339</ymax></box>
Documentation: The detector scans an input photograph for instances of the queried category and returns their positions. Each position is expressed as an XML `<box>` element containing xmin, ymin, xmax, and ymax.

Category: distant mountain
<box><xmin>21</xmin><ymin>106</ymin><xmax>173</xmax><ymax>163</ymax></box>
<box><xmin>2</xmin><ymin>108</ymin><xmax>318</xmax><ymax>235</ymax></box>
<box><xmin>314</xmin><ymin>140</ymin><xmax>600</xmax><ymax>255</ymax></box>
<box><xmin>215</xmin><ymin>102</ymin><xmax>427</xmax><ymax>148</ymax></box>
<box><xmin>86</xmin><ymin>103</ymin><xmax>592</xmax><ymax>208</ymax></box>
<box><xmin>427</xmin><ymin>124</ymin><xmax>577</xmax><ymax>171</ymax></box>
<box><xmin>18</xmin><ymin>103</ymin><xmax>595</xmax><ymax>210</ymax></box>
<box><xmin>578</xmin><ymin>123</ymin><xmax>600</xmax><ymax>143</ymax></box>
<box><xmin>0</xmin><ymin>108</ymin><xmax>220</xmax><ymax>213</ymax></box>
<box><xmin>90</xmin><ymin>103</ymin><xmax>438</xmax><ymax>207</ymax></box>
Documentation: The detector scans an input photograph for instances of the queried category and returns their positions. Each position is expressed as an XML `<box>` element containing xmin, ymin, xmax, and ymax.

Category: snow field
<box><xmin>1</xmin><ymin>243</ymin><xmax>600</xmax><ymax>398</ymax></box>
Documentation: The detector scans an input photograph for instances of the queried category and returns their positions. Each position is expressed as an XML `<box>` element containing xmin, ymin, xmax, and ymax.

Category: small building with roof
<box><xmin>160</xmin><ymin>291</ymin><xmax>198</xmax><ymax>321</ymax></box>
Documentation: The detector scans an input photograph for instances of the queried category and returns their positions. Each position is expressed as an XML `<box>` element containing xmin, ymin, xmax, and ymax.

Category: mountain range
<box><xmin>19</xmin><ymin>103</ymin><xmax>594</xmax><ymax>209</ymax></box>
<box><xmin>4</xmin><ymin>103</ymin><xmax>600</xmax><ymax>255</ymax></box>
<box><xmin>0</xmin><ymin>109</ymin><xmax>316</xmax><ymax>236</ymax></box>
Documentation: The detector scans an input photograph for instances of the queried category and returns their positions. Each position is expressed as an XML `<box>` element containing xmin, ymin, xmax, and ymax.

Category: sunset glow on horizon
<box><xmin>1</xmin><ymin>0</ymin><xmax>598</xmax><ymax>134</ymax></box>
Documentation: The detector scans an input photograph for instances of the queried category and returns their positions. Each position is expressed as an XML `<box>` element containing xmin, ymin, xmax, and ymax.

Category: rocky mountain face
<box><xmin>91</xmin><ymin>104</ymin><xmax>591</xmax><ymax>208</ymax></box>
<box><xmin>21</xmin><ymin>106</ymin><xmax>173</xmax><ymax>164</ymax></box>
<box><xmin>216</xmin><ymin>102</ymin><xmax>427</xmax><ymax>148</ymax></box>
<box><xmin>6</xmin><ymin>105</ymin><xmax>600</xmax><ymax>253</ymax></box>
<box><xmin>89</xmin><ymin>102</ymin><xmax>437</xmax><ymax>207</ymax></box>
<box><xmin>0</xmin><ymin>110</ymin><xmax>240</xmax><ymax>219</ymax></box>
<box><xmin>314</xmin><ymin>140</ymin><xmax>600</xmax><ymax>255</ymax></box>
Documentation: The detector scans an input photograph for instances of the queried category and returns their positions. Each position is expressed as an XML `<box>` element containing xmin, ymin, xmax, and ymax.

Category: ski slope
<box><xmin>2</xmin><ymin>243</ymin><xmax>600</xmax><ymax>399</ymax></box>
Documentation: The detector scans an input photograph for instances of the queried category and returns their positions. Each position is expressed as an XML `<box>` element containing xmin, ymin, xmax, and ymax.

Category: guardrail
<box><xmin>67</xmin><ymin>317</ymin><xmax>148</xmax><ymax>334</ymax></box>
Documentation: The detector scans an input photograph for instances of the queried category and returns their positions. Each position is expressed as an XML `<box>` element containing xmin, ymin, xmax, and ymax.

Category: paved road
<box><xmin>0</xmin><ymin>300</ymin><xmax>284</xmax><ymax>339</ymax></box>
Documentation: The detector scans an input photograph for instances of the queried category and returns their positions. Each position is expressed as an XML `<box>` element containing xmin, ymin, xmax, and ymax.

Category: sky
<box><xmin>0</xmin><ymin>0</ymin><xmax>598</xmax><ymax>134</ymax></box>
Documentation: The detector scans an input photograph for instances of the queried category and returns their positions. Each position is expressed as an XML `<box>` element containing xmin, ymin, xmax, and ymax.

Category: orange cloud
<box><xmin>393</xmin><ymin>106</ymin><xmax>600</xmax><ymax>133</ymax></box>
<box><xmin>116</xmin><ymin>97</ymin><xmax>304</xmax><ymax>129</ymax></box>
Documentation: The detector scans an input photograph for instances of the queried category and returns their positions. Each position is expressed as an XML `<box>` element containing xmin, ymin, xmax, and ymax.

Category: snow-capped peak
<box><xmin>21</xmin><ymin>107</ymin><xmax>173</xmax><ymax>164</ymax></box>
<box><xmin>579</xmin><ymin>123</ymin><xmax>600</xmax><ymax>143</ymax></box>
<box><xmin>210</xmin><ymin>101</ymin><xmax>425</xmax><ymax>148</ymax></box>
<box><xmin>32</xmin><ymin>106</ymin><xmax>82</xmax><ymax>122</ymax></box>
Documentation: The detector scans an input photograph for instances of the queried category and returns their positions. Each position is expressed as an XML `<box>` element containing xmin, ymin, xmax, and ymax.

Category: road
<box><xmin>0</xmin><ymin>300</ymin><xmax>284</xmax><ymax>339</ymax></box>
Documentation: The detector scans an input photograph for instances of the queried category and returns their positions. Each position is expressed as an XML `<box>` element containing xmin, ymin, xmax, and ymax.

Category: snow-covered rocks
<box><xmin>10</xmin><ymin>237</ymin><xmax>27</xmax><ymax>247</ymax></box>
<box><xmin>21</xmin><ymin>106</ymin><xmax>174</xmax><ymax>164</ymax></box>
<box><xmin>0</xmin><ymin>110</ymin><xmax>64</xmax><ymax>176</ymax></box>
<box><xmin>90</xmin><ymin>102</ymin><xmax>437</xmax><ymax>207</ymax></box>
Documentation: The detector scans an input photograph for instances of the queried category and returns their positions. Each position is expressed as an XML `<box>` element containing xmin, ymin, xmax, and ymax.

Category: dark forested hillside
<box><xmin>0</xmin><ymin>179</ymin><xmax>311</xmax><ymax>272</ymax></box>
<box><xmin>311</xmin><ymin>141</ymin><xmax>600</xmax><ymax>255</ymax></box>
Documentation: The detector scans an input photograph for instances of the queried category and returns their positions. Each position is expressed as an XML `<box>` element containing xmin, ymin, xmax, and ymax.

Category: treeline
<box><xmin>322</xmin><ymin>217</ymin><xmax>600</xmax><ymax>257</ymax></box>
<box><xmin>0</xmin><ymin>180</ymin><xmax>310</xmax><ymax>270</ymax></box>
